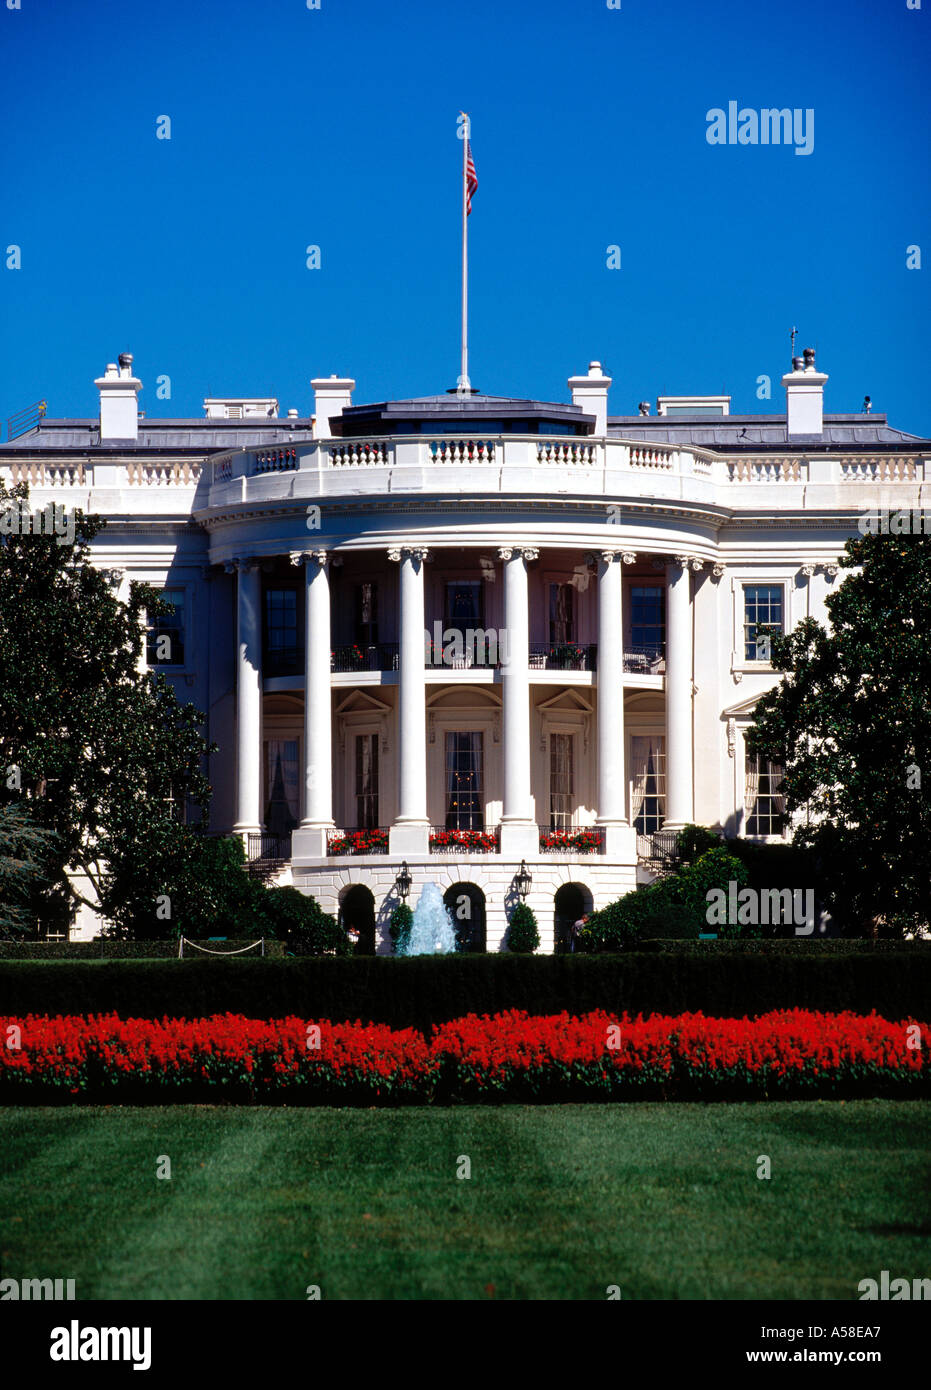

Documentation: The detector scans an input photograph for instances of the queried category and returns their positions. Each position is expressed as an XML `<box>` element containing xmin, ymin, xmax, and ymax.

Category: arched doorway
<box><xmin>339</xmin><ymin>884</ymin><xmax>376</xmax><ymax>955</ymax></box>
<box><xmin>554</xmin><ymin>883</ymin><xmax>593</xmax><ymax>954</ymax></box>
<box><xmin>443</xmin><ymin>882</ymin><xmax>486</xmax><ymax>953</ymax></box>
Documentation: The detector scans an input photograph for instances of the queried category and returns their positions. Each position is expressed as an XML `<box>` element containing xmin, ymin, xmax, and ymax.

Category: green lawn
<box><xmin>1</xmin><ymin>1102</ymin><xmax>928</xmax><ymax>1299</ymax></box>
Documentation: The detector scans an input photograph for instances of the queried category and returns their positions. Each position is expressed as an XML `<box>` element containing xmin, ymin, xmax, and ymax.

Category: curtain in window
<box><xmin>771</xmin><ymin>762</ymin><xmax>786</xmax><ymax>817</ymax></box>
<box><xmin>265</xmin><ymin>739</ymin><xmax>299</xmax><ymax>834</ymax></box>
<box><xmin>550</xmin><ymin>732</ymin><xmax>574</xmax><ymax>827</ymax></box>
<box><xmin>445</xmin><ymin>732</ymin><xmax>483</xmax><ymax>829</ymax></box>
<box><xmin>550</xmin><ymin>584</ymin><xmax>574</xmax><ymax>645</ymax></box>
<box><xmin>630</xmin><ymin>735</ymin><xmax>666</xmax><ymax>831</ymax></box>
<box><xmin>745</xmin><ymin>753</ymin><xmax>760</xmax><ymax>821</ymax></box>
<box><xmin>355</xmin><ymin>734</ymin><xmax>379</xmax><ymax>828</ymax></box>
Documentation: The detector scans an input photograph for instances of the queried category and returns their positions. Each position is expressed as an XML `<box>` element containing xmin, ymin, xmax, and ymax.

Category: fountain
<box><xmin>402</xmin><ymin>882</ymin><xmax>457</xmax><ymax>955</ymax></box>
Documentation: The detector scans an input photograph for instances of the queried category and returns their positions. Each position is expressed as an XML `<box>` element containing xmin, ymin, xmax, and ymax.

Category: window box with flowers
<box><xmin>548</xmin><ymin>644</ymin><xmax>587</xmax><ymax>671</ymax></box>
<box><xmin>429</xmin><ymin>827</ymin><xmax>500</xmax><ymax>854</ymax></box>
<box><xmin>327</xmin><ymin>828</ymin><xmax>389</xmax><ymax>855</ymax></box>
<box><xmin>539</xmin><ymin>828</ymin><xmax>605</xmax><ymax>854</ymax></box>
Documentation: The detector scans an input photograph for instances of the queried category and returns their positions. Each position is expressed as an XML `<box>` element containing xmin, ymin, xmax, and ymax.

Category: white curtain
<box><xmin>745</xmin><ymin>752</ymin><xmax>760</xmax><ymax>822</ymax></box>
<box><xmin>630</xmin><ymin>735</ymin><xmax>665</xmax><ymax>827</ymax></box>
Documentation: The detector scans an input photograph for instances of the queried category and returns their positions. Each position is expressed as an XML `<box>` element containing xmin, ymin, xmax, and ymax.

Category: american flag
<box><xmin>465</xmin><ymin>141</ymin><xmax>478</xmax><ymax>215</ymax></box>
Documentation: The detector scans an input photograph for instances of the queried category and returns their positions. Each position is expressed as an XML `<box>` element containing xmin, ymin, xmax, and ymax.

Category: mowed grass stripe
<box><xmin>1</xmin><ymin>1103</ymin><xmax>928</xmax><ymax>1300</ymax></box>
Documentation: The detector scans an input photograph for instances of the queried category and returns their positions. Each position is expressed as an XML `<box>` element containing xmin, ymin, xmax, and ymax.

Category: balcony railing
<box><xmin>426</xmin><ymin>636</ymin><xmax>500</xmax><ymax>669</ymax></box>
<box><xmin>331</xmin><ymin>643</ymin><xmax>399</xmax><ymax>673</ymax></box>
<box><xmin>538</xmin><ymin>826</ymin><xmax>605</xmax><ymax>854</ymax></box>
<box><xmin>429</xmin><ymin>826</ymin><xmax>500</xmax><ymax>853</ymax></box>
<box><xmin>636</xmin><ymin>829</ymin><xmax>680</xmax><ymax>870</ymax></box>
<box><xmin>529</xmin><ymin>643</ymin><xmax>596</xmax><ymax>672</ymax></box>
<box><xmin>623</xmin><ymin>644</ymin><xmax>665</xmax><ymax>674</ymax></box>
<box><xmin>246</xmin><ymin>831</ymin><xmax>292</xmax><ymax>870</ymax></box>
<box><xmin>327</xmin><ymin>827</ymin><xmax>389</xmax><ymax>855</ymax></box>
<box><xmin>255</xmin><ymin>447</ymin><xmax>298</xmax><ymax>474</ymax></box>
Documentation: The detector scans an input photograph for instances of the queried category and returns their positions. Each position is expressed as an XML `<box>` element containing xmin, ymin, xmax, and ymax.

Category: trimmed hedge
<box><xmin>0</xmin><ymin>940</ymin><xmax>285</xmax><ymax>959</ymax></box>
<box><xmin>0</xmin><ymin>948</ymin><xmax>927</xmax><ymax>1031</ymax></box>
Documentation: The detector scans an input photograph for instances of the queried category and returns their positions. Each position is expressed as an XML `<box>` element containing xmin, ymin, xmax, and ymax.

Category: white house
<box><xmin>2</xmin><ymin>348</ymin><xmax>927</xmax><ymax>950</ymax></box>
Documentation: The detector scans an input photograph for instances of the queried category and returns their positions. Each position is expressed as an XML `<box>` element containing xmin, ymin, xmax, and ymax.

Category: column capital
<box><xmin>824</xmin><ymin>562</ymin><xmax>839</xmax><ymax>580</ymax></box>
<box><xmin>620</xmin><ymin>551</ymin><xmax>637</xmax><ymax>566</ymax></box>
<box><xmin>711</xmin><ymin>563</ymin><xmax>726</xmax><ymax>580</ymax></box>
<box><xmin>673</xmin><ymin>554</ymin><xmax>693</xmax><ymax>571</ymax></box>
<box><xmin>689</xmin><ymin>557</ymin><xmax>705</xmax><ymax>573</ymax></box>
<box><xmin>226</xmin><ymin>556</ymin><xmax>261</xmax><ymax>574</ymax></box>
<box><xmin>290</xmin><ymin>549</ymin><xmax>329</xmax><ymax>568</ymax></box>
<box><xmin>498</xmin><ymin>546</ymin><xmax>538</xmax><ymax>563</ymax></box>
<box><xmin>388</xmin><ymin>546</ymin><xmax>431</xmax><ymax>563</ymax></box>
<box><xmin>799</xmin><ymin>563</ymin><xmax>816</xmax><ymax>579</ymax></box>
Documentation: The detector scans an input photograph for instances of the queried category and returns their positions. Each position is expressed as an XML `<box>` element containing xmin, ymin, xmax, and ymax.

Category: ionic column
<box><xmin>665</xmin><ymin>555</ymin><xmax>694</xmax><ymax>827</ymax></box>
<box><xmin>290</xmin><ymin>549</ymin><xmax>333</xmax><ymax>859</ymax></box>
<box><xmin>231</xmin><ymin>558</ymin><xmax>262</xmax><ymax>838</ymax></box>
<box><xmin>389</xmin><ymin>546</ymin><xmax>430</xmax><ymax>855</ymax></box>
<box><xmin>498</xmin><ymin>547</ymin><xmax>538</xmax><ymax>859</ymax></box>
<box><xmin>594</xmin><ymin>551</ymin><xmax>637</xmax><ymax>860</ymax></box>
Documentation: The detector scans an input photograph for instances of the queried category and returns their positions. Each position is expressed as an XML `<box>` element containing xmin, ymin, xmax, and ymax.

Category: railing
<box><xmin>8</xmin><ymin>460</ymin><xmax>84</xmax><ymax>487</ymax></box>
<box><xmin>126</xmin><ymin>460</ymin><xmax>202</xmax><ymax>486</ymax></box>
<box><xmin>331</xmin><ymin>643</ymin><xmax>399</xmax><ymax>673</ymax></box>
<box><xmin>636</xmin><ymin>828</ymin><xmax>681</xmax><ymax>869</ymax></box>
<box><xmin>839</xmin><ymin>456</ymin><xmax>916</xmax><ymax>482</ymax></box>
<box><xmin>529</xmin><ymin>643</ymin><xmax>596</xmax><ymax>672</ymax></box>
<box><xmin>255</xmin><ymin>447</ymin><xmax>298</xmax><ymax>474</ymax></box>
<box><xmin>629</xmin><ymin>445</ymin><xmax>675</xmax><ymax>471</ymax></box>
<box><xmin>429</xmin><ymin>826</ymin><xmax>500</xmax><ymax>853</ymax></box>
<box><xmin>426</xmin><ymin>635</ymin><xmax>499</xmax><ymax>669</ymax></box>
<box><xmin>213</xmin><ymin>457</ymin><xmax>233</xmax><ymax>483</ymax></box>
<box><xmin>330</xmin><ymin>439</ymin><xmax>391</xmax><ymax>466</ymax></box>
<box><xmin>535</xmin><ymin>440</ymin><xmax>597</xmax><ymax>465</ymax></box>
<box><xmin>430</xmin><ymin>439</ymin><xmax>496</xmax><ymax>463</ymax></box>
<box><xmin>623</xmin><ymin>644</ymin><xmax>665</xmax><ymax>674</ymax></box>
<box><xmin>327</xmin><ymin>828</ymin><xmax>389</xmax><ymax>855</ymax></box>
<box><xmin>246</xmin><ymin>831</ymin><xmax>291</xmax><ymax>865</ymax></box>
<box><xmin>727</xmin><ymin>458</ymin><xmax>802</xmax><ymax>483</ymax></box>
<box><xmin>538</xmin><ymin>826</ymin><xmax>605</xmax><ymax>854</ymax></box>
<box><xmin>6</xmin><ymin>400</ymin><xmax>46</xmax><ymax>441</ymax></box>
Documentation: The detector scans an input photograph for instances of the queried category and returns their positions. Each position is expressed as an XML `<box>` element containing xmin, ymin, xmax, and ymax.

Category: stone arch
<box><xmin>553</xmin><ymin>881</ymin><xmax>593</xmax><ymax>954</ymax></box>
<box><xmin>338</xmin><ymin>882</ymin><xmax>376</xmax><ymax>955</ymax></box>
<box><xmin>443</xmin><ymin>881</ymin><xmax>487</xmax><ymax>953</ymax></box>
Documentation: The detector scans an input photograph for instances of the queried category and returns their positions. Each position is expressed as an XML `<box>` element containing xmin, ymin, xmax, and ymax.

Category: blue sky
<box><xmin>1</xmin><ymin>0</ymin><xmax>928</xmax><ymax>433</ymax></box>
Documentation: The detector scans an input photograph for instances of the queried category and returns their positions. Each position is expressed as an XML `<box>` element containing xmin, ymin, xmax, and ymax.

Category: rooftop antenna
<box><xmin>790</xmin><ymin>326</ymin><xmax>798</xmax><ymax>360</ymax></box>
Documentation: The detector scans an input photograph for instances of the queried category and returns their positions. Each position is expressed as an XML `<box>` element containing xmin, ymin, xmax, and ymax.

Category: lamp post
<box><xmin>395</xmin><ymin>861</ymin><xmax>412</xmax><ymax>903</ymax></box>
<box><xmin>515</xmin><ymin>859</ymin><xmax>532</xmax><ymax>902</ymax></box>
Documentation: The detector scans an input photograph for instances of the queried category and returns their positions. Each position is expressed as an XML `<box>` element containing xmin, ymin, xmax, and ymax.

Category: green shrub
<box><xmin>674</xmin><ymin>824</ymin><xmax>723</xmax><ymax>864</ymax></box>
<box><xmin>507</xmin><ymin>903</ymin><xmax>540</xmax><ymax>953</ymax></box>
<box><xmin>0</xmin><ymin>949</ymin><xmax>926</xmax><ymax>1030</ymax></box>
<box><xmin>675</xmin><ymin>848</ymin><xmax>753</xmax><ymax>938</ymax></box>
<box><xmin>263</xmin><ymin>888</ymin><xmax>350</xmax><ymax>957</ymax></box>
<box><xmin>389</xmin><ymin>904</ymin><xmax>413</xmax><ymax>955</ymax></box>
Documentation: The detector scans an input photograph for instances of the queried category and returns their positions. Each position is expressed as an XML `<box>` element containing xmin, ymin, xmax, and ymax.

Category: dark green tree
<box><xmin>507</xmin><ymin>902</ymin><xmax>540</xmax><ymax>953</ymax></box>
<box><xmin>0</xmin><ymin>480</ymin><xmax>216</xmax><ymax>934</ymax></box>
<box><xmin>0</xmin><ymin>803</ymin><xmax>59</xmax><ymax>937</ymax></box>
<box><xmin>747</xmin><ymin>531</ymin><xmax>931</xmax><ymax>936</ymax></box>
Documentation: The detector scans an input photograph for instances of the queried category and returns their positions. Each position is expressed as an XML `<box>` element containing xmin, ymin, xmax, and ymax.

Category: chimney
<box><xmin>781</xmin><ymin>347</ymin><xmax>828</xmax><ymax>439</ymax></box>
<box><xmin>94</xmin><ymin>352</ymin><xmax>142</xmax><ymax>441</ymax></box>
<box><xmin>567</xmin><ymin>361</ymin><xmax>611</xmax><ymax>436</ymax></box>
<box><xmin>311</xmin><ymin>374</ymin><xmax>355</xmax><ymax>439</ymax></box>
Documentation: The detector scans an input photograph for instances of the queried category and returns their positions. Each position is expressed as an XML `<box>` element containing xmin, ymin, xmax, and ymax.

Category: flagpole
<box><xmin>460</xmin><ymin>112</ymin><xmax>469</xmax><ymax>393</ymax></box>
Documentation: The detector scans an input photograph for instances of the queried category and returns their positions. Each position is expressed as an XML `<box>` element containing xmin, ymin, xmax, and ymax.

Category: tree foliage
<box><xmin>747</xmin><ymin>531</ymin><xmax>931</xmax><ymax>936</ymax></box>
<box><xmin>0</xmin><ymin>480</ymin><xmax>214</xmax><ymax>933</ymax></box>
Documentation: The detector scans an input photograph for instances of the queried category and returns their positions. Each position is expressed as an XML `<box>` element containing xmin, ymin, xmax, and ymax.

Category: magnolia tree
<box><xmin>748</xmin><ymin>531</ymin><xmax>931</xmax><ymax>937</ymax></box>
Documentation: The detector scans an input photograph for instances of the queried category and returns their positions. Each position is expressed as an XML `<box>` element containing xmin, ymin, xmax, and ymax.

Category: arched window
<box><xmin>443</xmin><ymin>882</ymin><xmax>487</xmax><ymax>953</ymax></box>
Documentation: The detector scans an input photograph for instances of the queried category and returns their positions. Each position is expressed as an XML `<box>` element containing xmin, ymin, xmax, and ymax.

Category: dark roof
<box><xmin>334</xmin><ymin>392</ymin><xmax>595</xmax><ymax>437</ymax></box>
<box><xmin>607</xmin><ymin>413</ymin><xmax>927</xmax><ymax>448</ymax></box>
<box><xmin>2</xmin><ymin>419</ymin><xmax>316</xmax><ymax>451</ymax></box>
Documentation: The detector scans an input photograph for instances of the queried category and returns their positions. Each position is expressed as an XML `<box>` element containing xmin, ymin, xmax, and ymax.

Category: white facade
<box><xmin>3</xmin><ymin>350</ymin><xmax>928</xmax><ymax>950</ymax></box>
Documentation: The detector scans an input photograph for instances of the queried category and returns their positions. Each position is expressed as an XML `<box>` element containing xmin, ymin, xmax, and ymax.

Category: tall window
<box><xmin>445</xmin><ymin>732</ymin><xmax>483</xmax><ymax>829</ymax></box>
<box><xmin>549</xmin><ymin>584</ymin><xmax>575</xmax><ymax>645</ymax></box>
<box><xmin>744</xmin><ymin>584</ymin><xmax>783</xmax><ymax>661</ymax></box>
<box><xmin>265</xmin><ymin>589</ymin><xmax>298</xmax><ymax>670</ymax></box>
<box><xmin>355</xmin><ymin>583</ymin><xmax>378</xmax><ymax>645</ymax></box>
<box><xmin>264</xmin><ymin>739</ymin><xmax>299</xmax><ymax>835</ymax></box>
<box><xmin>630</xmin><ymin>735</ymin><xmax>666</xmax><ymax>833</ymax></box>
<box><xmin>629</xmin><ymin>586</ymin><xmax>664</xmax><ymax>656</ymax></box>
<box><xmin>745</xmin><ymin>755</ymin><xmax>785</xmax><ymax>835</ymax></box>
<box><xmin>355</xmin><ymin>734</ymin><xmax>379</xmax><ymax>828</ymax></box>
<box><xmin>146</xmin><ymin>588</ymin><xmax>185</xmax><ymax>666</ymax></box>
<box><xmin>445</xmin><ymin>581</ymin><xmax>483</xmax><ymax>630</ymax></box>
<box><xmin>549</xmin><ymin>733</ymin><xmax>574</xmax><ymax>828</ymax></box>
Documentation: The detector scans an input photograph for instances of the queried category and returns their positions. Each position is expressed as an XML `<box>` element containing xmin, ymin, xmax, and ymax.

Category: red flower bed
<box><xmin>429</xmin><ymin>828</ymin><xmax>499</xmax><ymax>852</ymax></box>
<box><xmin>0</xmin><ymin>1009</ymin><xmax>925</xmax><ymax>1104</ymax></box>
